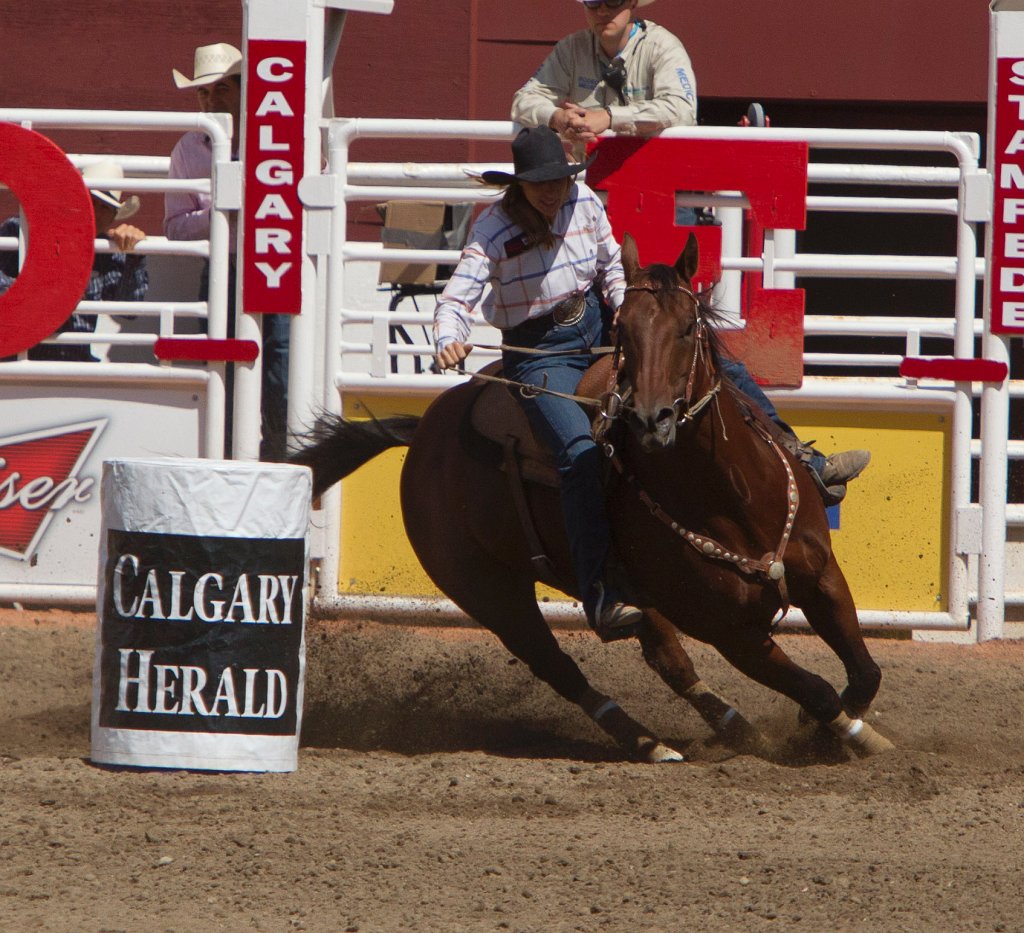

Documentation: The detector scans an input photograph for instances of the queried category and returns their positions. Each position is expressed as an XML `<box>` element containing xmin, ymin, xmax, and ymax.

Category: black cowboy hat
<box><xmin>481</xmin><ymin>126</ymin><xmax>596</xmax><ymax>185</ymax></box>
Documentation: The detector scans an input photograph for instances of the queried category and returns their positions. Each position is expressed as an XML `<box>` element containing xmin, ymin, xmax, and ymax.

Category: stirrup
<box><xmin>782</xmin><ymin>442</ymin><xmax>856</xmax><ymax>507</ymax></box>
<box><xmin>804</xmin><ymin>464</ymin><xmax>847</xmax><ymax>507</ymax></box>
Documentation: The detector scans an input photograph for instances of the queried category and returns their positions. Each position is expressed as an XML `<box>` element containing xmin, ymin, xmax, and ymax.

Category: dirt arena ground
<box><xmin>2</xmin><ymin>608</ymin><xmax>1024</xmax><ymax>932</ymax></box>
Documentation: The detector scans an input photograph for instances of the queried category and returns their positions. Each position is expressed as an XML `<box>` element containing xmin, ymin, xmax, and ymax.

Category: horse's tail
<box><xmin>288</xmin><ymin>414</ymin><xmax>420</xmax><ymax>497</ymax></box>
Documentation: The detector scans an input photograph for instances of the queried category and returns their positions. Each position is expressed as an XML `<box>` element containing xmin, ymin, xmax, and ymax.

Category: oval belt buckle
<box><xmin>552</xmin><ymin>291</ymin><xmax>586</xmax><ymax>327</ymax></box>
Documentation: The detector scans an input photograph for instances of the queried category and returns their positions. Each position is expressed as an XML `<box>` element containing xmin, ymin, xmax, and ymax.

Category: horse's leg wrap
<box><xmin>683</xmin><ymin>681</ymin><xmax>767</xmax><ymax>755</ymax></box>
<box><xmin>579</xmin><ymin>689</ymin><xmax>684</xmax><ymax>763</ymax></box>
<box><xmin>683</xmin><ymin>680</ymin><xmax>739</xmax><ymax>731</ymax></box>
<box><xmin>827</xmin><ymin>711</ymin><xmax>895</xmax><ymax>756</ymax></box>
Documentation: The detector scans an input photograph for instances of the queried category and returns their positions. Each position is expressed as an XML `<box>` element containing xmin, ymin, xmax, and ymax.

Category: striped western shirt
<box><xmin>434</xmin><ymin>181</ymin><xmax>625</xmax><ymax>349</ymax></box>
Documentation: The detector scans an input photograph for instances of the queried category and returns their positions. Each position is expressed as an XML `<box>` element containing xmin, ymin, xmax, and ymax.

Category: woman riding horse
<box><xmin>433</xmin><ymin>126</ymin><xmax>868</xmax><ymax>640</ymax></box>
<box><xmin>434</xmin><ymin>126</ymin><xmax>642</xmax><ymax>641</ymax></box>
<box><xmin>292</xmin><ymin>160</ymin><xmax>895</xmax><ymax>759</ymax></box>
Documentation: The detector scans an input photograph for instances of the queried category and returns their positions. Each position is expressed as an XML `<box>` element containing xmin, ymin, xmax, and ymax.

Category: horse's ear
<box><xmin>621</xmin><ymin>232</ymin><xmax>641</xmax><ymax>283</ymax></box>
<box><xmin>675</xmin><ymin>232</ymin><xmax>699</xmax><ymax>285</ymax></box>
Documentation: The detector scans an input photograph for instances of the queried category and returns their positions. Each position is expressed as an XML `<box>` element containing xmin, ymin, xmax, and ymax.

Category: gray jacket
<box><xmin>511</xmin><ymin>20</ymin><xmax>697</xmax><ymax>136</ymax></box>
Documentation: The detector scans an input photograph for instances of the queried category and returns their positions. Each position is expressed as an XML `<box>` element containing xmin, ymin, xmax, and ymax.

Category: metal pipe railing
<box><xmin>323</xmin><ymin>118</ymin><xmax>993</xmax><ymax>635</ymax></box>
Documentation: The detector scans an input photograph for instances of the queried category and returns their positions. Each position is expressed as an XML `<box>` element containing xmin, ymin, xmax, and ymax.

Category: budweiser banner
<box><xmin>91</xmin><ymin>458</ymin><xmax>312</xmax><ymax>772</ymax></box>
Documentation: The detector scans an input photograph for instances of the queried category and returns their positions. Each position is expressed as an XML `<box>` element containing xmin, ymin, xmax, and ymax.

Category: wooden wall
<box><xmin>0</xmin><ymin>0</ymin><xmax>993</xmax><ymax>239</ymax></box>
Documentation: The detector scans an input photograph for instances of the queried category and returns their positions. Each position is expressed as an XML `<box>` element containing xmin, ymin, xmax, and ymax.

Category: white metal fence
<box><xmin>0</xmin><ymin>112</ymin><xmax>1017</xmax><ymax>639</ymax></box>
<box><xmin>0</xmin><ymin>110</ymin><xmax>240</xmax><ymax>459</ymax></box>
<box><xmin>311</xmin><ymin>118</ymin><xmax>1018</xmax><ymax>639</ymax></box>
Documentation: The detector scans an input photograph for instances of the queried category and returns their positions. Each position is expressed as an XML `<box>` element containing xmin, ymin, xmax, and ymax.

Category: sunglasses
<box><xmin>582</xmin><ymin>0</ymin><xmax>629</xmax><ymax>10</ymax></box>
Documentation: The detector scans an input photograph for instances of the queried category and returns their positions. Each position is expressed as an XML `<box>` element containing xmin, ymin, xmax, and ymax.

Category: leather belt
<box><xmin>504</xmin><ymin>291</ymin><xmax>587</xmax><ymax>341</ymax></box>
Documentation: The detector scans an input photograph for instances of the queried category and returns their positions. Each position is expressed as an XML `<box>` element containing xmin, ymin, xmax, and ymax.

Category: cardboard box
<box><xmin>378</xmin><ymin>201</ymin><xmax>446</xmax><ymax>286</ymax></box>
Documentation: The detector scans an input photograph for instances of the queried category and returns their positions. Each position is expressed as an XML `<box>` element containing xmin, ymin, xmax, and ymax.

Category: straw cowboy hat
<box><xmin>81</xmin><ymin>160</ymin><xmax>140</xmax><ymax>222</ymax></box>
<box><xmin>481</xmin><ymin>127</ymin><xmax>596</xmax><ymax>185</ymax></box>
<box><xmin>172</xmin><ymin>42</ymin><xmax>242</xmax><ymax>89</ymax></box>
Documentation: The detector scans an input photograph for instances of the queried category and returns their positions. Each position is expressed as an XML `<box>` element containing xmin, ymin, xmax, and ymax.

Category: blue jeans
<box><xmin>719</xmin><ymin>357</ymin><xmax>826</xmax><ymax>476</ymax></box>
<box><xmin>200</xmin><ymin>261</ymin><xmax>290</xmax><ymax>461</ymax></box>
<box><xmin>502</xmin><ymin>290</ymin><xmax>613</xmax><ymax>618</ymax></box>
<box><xmin>719</xmin><ymin>357</ymin><xmax>787</xmax><ymax>430</ymax></box>
<box><xmin>259</xmin><ymin>312</ymin><xmax>290</xmax><ymax>461</ymax></box>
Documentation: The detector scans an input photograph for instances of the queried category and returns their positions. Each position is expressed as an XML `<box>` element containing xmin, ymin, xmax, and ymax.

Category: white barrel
<box><xmin>90</xmin><ymin>458</ymin><xmax>312</xmax><ymax>772</ymax></box>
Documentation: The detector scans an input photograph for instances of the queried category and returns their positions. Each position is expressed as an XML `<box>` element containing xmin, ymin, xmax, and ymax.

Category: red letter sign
<box><xmin>241</xmin><ymin>40</ymin><xmax>306</xmax><ymax>315</ymax></box>
<box><xmin>990</xmin><ymin>57</ymin><xmax>1024</xmax><ymax>334</ymax></box>
<box><xmin>587</xmin><ymin>137</ymin><xmax>809</xmax><ymax>386</ymax></box>
<box><xmin>0</xmin><ymin>124</ymin><xmax>95</xmax><ymax>357</ymax></box>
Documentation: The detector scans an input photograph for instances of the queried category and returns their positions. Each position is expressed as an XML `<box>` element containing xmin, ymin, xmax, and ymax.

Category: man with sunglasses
<box><xmin>512</xmin><ymin>0</ymin><xmax>696</xmax><ymax>151</ymax></box>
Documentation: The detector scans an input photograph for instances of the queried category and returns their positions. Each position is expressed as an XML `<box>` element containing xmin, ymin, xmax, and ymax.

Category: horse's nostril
<box><xmin>655</xmin><ymin>407</ymin><xmax>676</xmax><ymax>427</ymax></box>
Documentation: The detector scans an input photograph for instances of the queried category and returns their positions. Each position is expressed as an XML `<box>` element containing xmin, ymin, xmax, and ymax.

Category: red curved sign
<box><xmin>0</xmin><ymin>124</ymin><xmax>95</xmax><ymax>357</ymax></box>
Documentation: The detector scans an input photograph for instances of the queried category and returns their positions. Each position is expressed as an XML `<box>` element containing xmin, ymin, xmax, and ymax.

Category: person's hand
<box><xmin>548</xmin><ymin>101</ymin><xmax>586</xmax><ymax>136</ymax></box>
<box><xmin>551</xmin><ymin>102</ymin><xmax>612</xmax><ymax>144</ymax></box>
<box><xmin>435</xmin><ymin>340</ymin><xmax>473</xmax><ymax>371</ymax></box>
<box><xmin>106</xmin><ymin>224</ymin><xmax>146</xmax><ymax>252</ymax></box>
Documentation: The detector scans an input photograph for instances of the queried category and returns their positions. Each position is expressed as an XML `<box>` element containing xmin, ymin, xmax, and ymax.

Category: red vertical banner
<box><xmin>242</xmin><ymin>39</ymin><xmax>306</xmax><ymax>315</ymax></box>
<box><xmin>990</xmin><ymin>57</ymin><xmax>1024</xmax><ymax>334</ymax></box>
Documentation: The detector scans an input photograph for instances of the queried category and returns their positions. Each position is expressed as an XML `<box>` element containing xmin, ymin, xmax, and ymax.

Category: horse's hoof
<box><xmin>827</xmin><ymin>711</ymin><xmax>895</xmax><ymax>757</ymax></box>
<box><xmin>846</xmin><ymin>722</ymin><xmax>895</xmax><ymax>757</ymax></box>
<box><xmin>642</xmin><ymin>741</ymin><xmax>686</xmax><ymax>763</ymax></box>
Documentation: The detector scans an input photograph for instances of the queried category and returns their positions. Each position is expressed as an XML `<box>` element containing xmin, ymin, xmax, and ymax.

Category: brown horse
<box><xmin>291</xmin><ymin>233</ymin><xmax>893</xmax><ymax>762</ymax></box>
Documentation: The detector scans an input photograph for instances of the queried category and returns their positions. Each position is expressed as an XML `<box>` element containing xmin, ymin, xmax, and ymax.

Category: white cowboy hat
<box><xmin>172</xmin><ymin>42</ymin><xmax>242</xmax><ymax>90</ymax></box>
<box><xmin>81</xmin><ymin>160</ymin><xmax>140</xmax><ymax>223</ymax></box>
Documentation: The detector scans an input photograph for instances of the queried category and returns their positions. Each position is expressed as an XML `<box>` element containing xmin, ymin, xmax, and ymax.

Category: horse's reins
<box><xmin>453</xmin><ymin>362</ymin><xmax>606</xmax><ymax>409</ymax></box>
<box><xmin>457</xmin><ymin>285</ymin><xmax>721</xmax><ymax>424</ymax></box>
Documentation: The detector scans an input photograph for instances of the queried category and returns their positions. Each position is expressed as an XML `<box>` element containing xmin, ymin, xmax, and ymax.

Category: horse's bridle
<box><xmin>602</xmin><ymin>283</ymin><xmax>722</xmax><ymax>430</ymax></box>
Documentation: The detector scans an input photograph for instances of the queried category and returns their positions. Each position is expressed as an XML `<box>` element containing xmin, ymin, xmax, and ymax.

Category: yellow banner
<box><xmin>339</xmin><ymin>398</ymin><xmax>949</xmax><ymax>613</ymax></box>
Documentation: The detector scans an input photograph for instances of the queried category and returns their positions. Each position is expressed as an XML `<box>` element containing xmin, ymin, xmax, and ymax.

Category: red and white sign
<box><xmin>0</xmin><ymin>123</ymin><xmax>95</xmax><ymax>358</ymax></box>
<box><xmin>588</xmin><ymin>137</ymin><xmax>809</xmax><ymax>386</ymax></box>
<box><xmin>989</xmin><ymin>56</ymin><xmax>1024</xmax><ymax>334</ymax></box>
<box><xmin>0</xmin><ymin>419</ymin><xmax>105</xmax><ymax>561</ymax></box>
<box><xmin>241</xmin><ymin>39</ymin><xmax>306</xmax><ymax>315</ymax></box>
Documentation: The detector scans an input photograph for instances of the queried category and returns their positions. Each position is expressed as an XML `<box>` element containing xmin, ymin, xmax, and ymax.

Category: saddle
<box><xmin>465</xmin><ymin>357</ymin><xmax>615</xmax><ymax>589</ymax></box>
<box><xmin>467</xmin><ymin>357</ymin><xmax>615</xmax><ymax>488</ymax></box>
<box><xmin>468</xmin><ymin>362</ymin><xmax>559</xmax><ymax>487</ymax></box>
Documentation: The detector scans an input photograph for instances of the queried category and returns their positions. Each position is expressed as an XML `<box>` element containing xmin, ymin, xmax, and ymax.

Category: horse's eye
<box><xmin>680</xmin><ymin>320</ymin><xmax>695</xmax><ymax>338</ymax></box>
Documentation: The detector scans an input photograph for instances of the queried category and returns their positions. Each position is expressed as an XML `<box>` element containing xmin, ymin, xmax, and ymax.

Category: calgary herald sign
<box><xmin>98</xmin><ymin>530</ymin><xmax>305</xmax><ymax>734</ymax></box>
<box><xmin>91</xmin><ymin>458</ymin><xmax>311</xmax><ymax>772</ymax></box>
